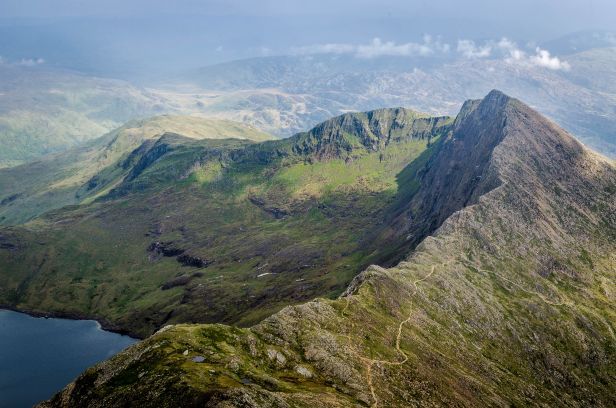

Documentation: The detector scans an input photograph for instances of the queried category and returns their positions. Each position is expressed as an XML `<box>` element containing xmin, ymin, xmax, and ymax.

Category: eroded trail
<box><xmin>344</xmin><ymin>257</ymin><xmax>575</xmax><ymax>407</ymax></box>
<box><xmin>349</xmin><ymin>265</ymin><xmax>437</xmax><ymax>407</ymax></box>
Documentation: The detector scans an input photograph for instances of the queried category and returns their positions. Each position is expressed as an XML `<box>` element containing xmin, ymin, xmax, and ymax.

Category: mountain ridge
<box><xmin>37</xmin><ymin>90</ymin><xmax>616</xmax><ymax>407</ymax></box>
<box><xmin>0</xmin><ymin>106</ymin><xmax>450</xmax><ymax>338</ymax></box>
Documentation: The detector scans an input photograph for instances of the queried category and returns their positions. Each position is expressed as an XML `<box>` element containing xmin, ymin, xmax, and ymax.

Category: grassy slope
<box><xmin>0</xmin><ymin>109</ymin><xmax>452</xmax><ymax>337</ymax></box>
<box><xmin>0</xmin><ymin>65</ymin><xmax>172</xmax><ymax>167</ymax></box>
<box><xmin>38</xmin><ymin>92</ymin><xmax>616</xmax><ymax>407</ymax></box>
<box><xmin>0</xmin><ymin>115</ymin><xmax>272</xmax><ymax>225</ymax></box>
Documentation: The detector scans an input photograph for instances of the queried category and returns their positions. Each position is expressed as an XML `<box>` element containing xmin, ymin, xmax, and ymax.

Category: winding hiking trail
<box><xmin>342</xmin><ymin>257</ymin><xmax>578</xmax><ymax>407</ymax></box>
<box><xmin>345</xmin><ymin>264</ymin><xmax>437</xmax><ymax>408</ymax></box>
<box><xmin>367</xmin><ymin>264</ymin><xmax>436</xmax><ymax>407</ymax></box>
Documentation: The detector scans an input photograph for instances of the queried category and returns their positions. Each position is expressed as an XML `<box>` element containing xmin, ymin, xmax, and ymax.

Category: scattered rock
<box><xmin>148</xmin><ymin>241</ymin><xmax>185</xmax><ymax>257</ymax></box>
<box><xmin>227</xmin><ymin>356</ymin><xmax>241</xmax><ymax>372</ymax></box>
<box><xmin>295</xmin><ymin>365</ymin><xmax>313</xmax><ymax>378</ymax></box>
<box><xmin>161</xmin><ymin>274</ymin><xmax>191</xmax><ymax>290</ymax></box>
<box><xmin>266</xmin><ymin>349</ymin><xmax>287</xmax><ymax>366</ymax></box>
<box><xmin>177</xmin><ymin>253</ymin><xmax>211</xmax><ymax>268</ymax></box>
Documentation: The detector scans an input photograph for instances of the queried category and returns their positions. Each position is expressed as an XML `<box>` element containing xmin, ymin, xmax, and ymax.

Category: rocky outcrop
<box><xmin>375</xmin><ymin>90</ymin><xmax>509</xmax><ymax>265</ymax></box>
<box><xmin>148</xmin><ymin>241</ymin><xmax>211</xmax><ymax>269</ymax></box>
<box><xmin>148</xmin><ymin>241</ymin><xmax>185</xmax><ymax>258</ymax></box>
<box><xmin>176</xmin><ymin>253</ymin><xmax>210</xmax><ymax>268</ymax></box>
<box><xmin>289</xmin><ymin>108</ymin><xmax>451</xmax><ymax>160</ymax></box>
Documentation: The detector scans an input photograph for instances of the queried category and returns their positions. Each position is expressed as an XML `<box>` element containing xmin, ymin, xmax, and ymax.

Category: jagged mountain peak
<box><xmin>453</xmin><ymin>89</ymin><xmax>511</xmax><ymax>129</ymax></box>
<box><xmin>375</xmin><ymin>89</ymin><xmax>612</xmax><ymax>265</ymax></box>
<box><xmin>452</xmin><ymin>89</ymin><xmax>596</xmax><ymax>169</ymax></box>
<box><xmin>481</xmin><ymin>88</ymin><xmax>512</xmax><ymax>108</ymax></box>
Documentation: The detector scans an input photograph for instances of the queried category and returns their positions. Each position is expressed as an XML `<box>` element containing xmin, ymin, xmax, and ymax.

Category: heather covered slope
<box><xmin>40</xmin><ymin>91</ymin><xmax>615</xmax><ymax>407</ymax></box>
<box><xmin>0</xmin><ymin>108</ymin><xmax>450</xmax><ymax>338</ymax></box>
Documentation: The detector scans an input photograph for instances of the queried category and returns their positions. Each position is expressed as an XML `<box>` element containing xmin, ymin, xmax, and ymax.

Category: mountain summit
<box><xmin>39</xmin><ymin>91</ymin><xmax>616</xmax><ymax>407</ymax></box>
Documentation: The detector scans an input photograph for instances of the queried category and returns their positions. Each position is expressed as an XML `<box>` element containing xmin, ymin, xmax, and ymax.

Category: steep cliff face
<box><xmin>373</xmin><ymin>92</ymin><xmax>509</xmax><ymax>265</ymax></box>
<box><xmin>288</xmin><ymin>108</ymin><xmax>451</xmax><ymax>160</ymax></box>
<box><xmin>40</xmin><ymin>91</ymin><xmax>616</xmax><ymax>407</ymax></box>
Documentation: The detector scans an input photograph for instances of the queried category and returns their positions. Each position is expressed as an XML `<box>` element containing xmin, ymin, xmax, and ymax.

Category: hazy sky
<box><xmin>1</xmin><ymin>0</ymin><xmax>615</xmax><ymax>78</ymax></box>
<box><xmin>2</xmin><ymin>0</ymin><xmax>615</xmax><ymax>25</ymax></box>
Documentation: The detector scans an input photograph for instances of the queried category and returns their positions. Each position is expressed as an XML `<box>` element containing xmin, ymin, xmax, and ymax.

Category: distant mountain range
<box><xmin>30</xmin><ymin>90</ymin><xmax>615</xmax><ymax>407</ymax></box>
<box><xmin>172</xmin><ymin>46</ymin><xmax>616</xmax><ymax>157</ymax></box>
<box><xmin>0</xmin><ymin>32</ymin><xmax>615</xmax><ymax>169</ymax></box>
<box><xmin>0</xmin><ymin>64</ymin><xmax>172</xmax><ymax>167</ymax></box>
<box><xmin>0</xmin><ymin>115</ymin><xmax>271</xmax><ymax>225</ymax></box>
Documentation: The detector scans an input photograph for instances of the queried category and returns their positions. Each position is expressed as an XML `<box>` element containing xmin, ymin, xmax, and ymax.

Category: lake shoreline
<box><xmin>0</xmin><ymin>304</ymin><xmax>143</xmax><ymax>340</ymax></box>
<box><xmin>0</xmin><ymin>307</ymin><xmax>138</xmax><ymax>408</ymax></box>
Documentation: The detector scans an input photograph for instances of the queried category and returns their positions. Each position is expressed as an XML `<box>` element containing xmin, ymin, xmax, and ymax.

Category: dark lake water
<box><xmin>0</xmin><ymin>309</ymin><xmax>137</xmax><ymax>408</ymax></box>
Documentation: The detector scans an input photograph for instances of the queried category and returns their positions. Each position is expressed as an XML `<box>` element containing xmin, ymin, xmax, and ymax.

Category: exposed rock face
<box><xmin>376</xmin><ymin>91</ymin><xmax>511</xmax><ymax>264</ymax></box>
<box><xmin>176</xmin><ymin>253</ymin><xmax>210</xmax><ymax>268</ymax></box>
<box><xmin>289</xmin><ymin>108</ymin><xmax>451</xmax><ymax>160</ymax></box>
<box><xmin>148</xmin><ymin>241</ymin><xmax>185</xmax><ymax>258</ymax></box>
<box><xmin>39</xmin><ymin>91</ymin><xmax>616</xmax><ymax>407</ymax></box>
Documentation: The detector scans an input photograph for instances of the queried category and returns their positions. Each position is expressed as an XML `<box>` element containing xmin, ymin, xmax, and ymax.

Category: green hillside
<box><xmin>0</xmin><ymin>108</ymin><xmax>452</xmax><ymax>337</ymax></box>
<box><xmin>0</xmin><ymin>65</ymin><xmax>174</xmax><ymax>167</ymax></box>
<box><xmin>0</xmin><ymin>115</ymin><xmax>272</xmax><ymax>225</ymax></box>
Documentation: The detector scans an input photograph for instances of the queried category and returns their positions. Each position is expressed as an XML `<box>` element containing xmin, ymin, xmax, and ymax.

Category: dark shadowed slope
<box><xmin>39</xmin><ymin>91</ymin><xmax>615</xmax><ymax>407</ymax></box>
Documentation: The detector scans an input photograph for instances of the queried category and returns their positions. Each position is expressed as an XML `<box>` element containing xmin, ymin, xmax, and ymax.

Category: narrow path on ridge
<box><xmin>341</xmin><ymin>264</ymin><xmax>437</xmax><ymax>408</ymax></box>
<box><xmin>341</xmin><ymin>255</ymin><xmax>576</xmax><ymax>407</ymax></box>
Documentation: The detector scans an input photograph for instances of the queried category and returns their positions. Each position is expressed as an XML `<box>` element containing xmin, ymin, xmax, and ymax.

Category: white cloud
<box><xmin>291</xmin><ymin>43</ymin><xmax>355</xmax><ymax>55</ymax></box>
<box><xmin>496</xmin><ymin>37</ymin><xmax>517</xmax><ymax>51</ymax></box>
<box><xmin>0</xmin><ymin>56</ymin><xmax>45</xmax><ymax>67</ymax></box>
<box><xmin>457</xmin><ymin>37</ymin><xmax>570</xmax><ymax>71</ymax></box>
<box><xmin>500</xmin><ymin>40</ymin><xmax>570</xmax><ymax>71</ymax></box>
<box><xmin>292</xmin><ymin>35</ymin><xmax>569</xmax><ymax>70</ymax></box>
<box><xmin>291</xmin><ymin>35</ymin><xmax>450</xmax><ymax>59</ymax></box>
<box><xmin>497</xmin><ymin>38</ymin><xmax>526</xmax><ymax>62</ymax></box>
<box><xmin>529</xmin><ymin>47</ymin><xmax>571</xmax><ymax>70</ymax></box>
<box><xmin>456</xmin><ymin>39</ymin><xmax>491</xmax><ymax>58</ymax></box>
<box><xmin>356</xmin><ymin>38</ymin><xmax>429</xmax><ymax>58</ymax></box>
<box><xmin>17</xmin><ymin>58</ymin><xmax>45</xmax><ymax>66</ymax></box>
